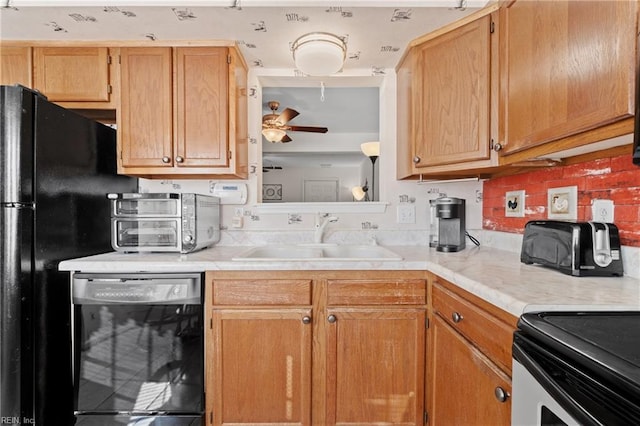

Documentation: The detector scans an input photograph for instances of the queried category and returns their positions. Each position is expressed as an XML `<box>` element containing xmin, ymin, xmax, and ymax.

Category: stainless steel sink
<box><xmin>232</xmin><ymin>244</ymin><xmax>402</xmax><ymax>261</ymax></box>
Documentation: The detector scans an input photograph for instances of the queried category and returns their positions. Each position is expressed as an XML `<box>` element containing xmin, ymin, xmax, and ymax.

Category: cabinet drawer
<box><xmin>327</xmin><ymin>279</ymin><xmax>426</xmax><ymax>305</ymax></box>
<box><xmin>432</xmin><ymin>282</ymin><xmax>513</xmax><ymax>373</ymax></box>
<box><xmin>212</xmin><ymin>279</ymin><xmax>312</xmax><ymax>305</ymax></box>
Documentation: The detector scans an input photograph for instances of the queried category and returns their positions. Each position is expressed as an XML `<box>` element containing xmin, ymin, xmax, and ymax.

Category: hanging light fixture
<box><xmin>262</xmin><ymin>128</ymin><xmax>287</xmax><ymax>143</ymax></box>
<box><xmin>360</xmin><ymin>142</ymin><xmax>380</xmax><ymax>201</ymax></box>
<box><xmin>292</xmin><ymin>32</ymin><xmax>347</xmax><ymax>76</ymax></box>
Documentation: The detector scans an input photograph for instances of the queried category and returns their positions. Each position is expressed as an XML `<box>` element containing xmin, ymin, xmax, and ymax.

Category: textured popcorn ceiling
<box><xmin>0</xmin><ymin>1</ymin><xmax>485</xmax><ymax>72</ymax></box>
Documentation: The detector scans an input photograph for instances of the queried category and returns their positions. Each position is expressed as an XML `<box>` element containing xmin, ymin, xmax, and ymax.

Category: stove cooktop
<box><xmin>518</xmin><ymin>311</ymin><xmax>640</xmax><ymax>394</ymax></box>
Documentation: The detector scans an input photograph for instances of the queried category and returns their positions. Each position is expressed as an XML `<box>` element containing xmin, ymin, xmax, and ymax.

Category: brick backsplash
<box><xmin>483</xmin><ymin>154</ymin><xmax>640</xmax><ymax>246</ymax></box>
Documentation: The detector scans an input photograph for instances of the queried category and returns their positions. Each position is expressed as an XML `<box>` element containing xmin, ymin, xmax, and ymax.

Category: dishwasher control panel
<box><xmin>72</xmin><ymin>273</ymin><xmax>202</xmax><ymax>305</ymax></box>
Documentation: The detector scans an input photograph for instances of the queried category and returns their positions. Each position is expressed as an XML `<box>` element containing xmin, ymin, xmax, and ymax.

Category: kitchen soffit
<box><xmin>0</xmin><ymin>0</ymin><xmax>486</xmax><ymax>73</ymax></box>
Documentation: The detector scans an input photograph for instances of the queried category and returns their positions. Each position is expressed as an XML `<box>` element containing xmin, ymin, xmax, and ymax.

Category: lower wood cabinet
<box><xmin>427</xmin><ymin>274</ymin><xmax>518</xmax><ymax>425</ymax></box>
<box><xmin>325</xmin><ymin>278</ymin><xmax>427</xmax><ymax>425</ymax></box>
<box><xmin>207</xmin><ymin>276</ymin><xmax>312</xmax><ymax>426</ymax></box>
<box><xmin>428</xmin><ymin>315</ymin><xmax>511</xmax><ymax>425</ymax></box>
<box><xmin>205</xmin><ymin>271</ymin><xmax>427</xmax><ymax>426</ymax></box>
<box><xmin>205</xmin><ymin>270</ymin><xmax>517</xmax><ymax>425</ymax></box>
<box><xmin>210</xmin><ymin>308</ymin><xmax>312</xmax><ymax>425</ymax></box>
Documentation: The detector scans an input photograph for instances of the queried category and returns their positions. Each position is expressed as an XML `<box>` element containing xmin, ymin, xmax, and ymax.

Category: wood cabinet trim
<box><xmin>212</xmin><ymin>279</ymin><xmax>312</xmax><ymax>305</ymax></box>
<box><xmin>326</xmin><ymin>279</ymin><xmax>426</xmax><ymax>305</ymax></box>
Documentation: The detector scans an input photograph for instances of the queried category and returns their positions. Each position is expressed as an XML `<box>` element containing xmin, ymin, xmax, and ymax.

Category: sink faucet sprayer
<box><xmin>314</xmin><ymin>214</ymin><xmax>339</xmax><ymax>243</ymax></box>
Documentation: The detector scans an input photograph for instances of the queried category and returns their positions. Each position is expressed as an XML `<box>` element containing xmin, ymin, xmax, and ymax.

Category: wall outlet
<box><xmin>591</xmin><ymin>199</ymin><xmax>614</xmax><ymax>222</ymax></box>
<box><xmin>397</xmin><ymin>204</ymin><xmax>416</xmax><ymax>224</ymax></box>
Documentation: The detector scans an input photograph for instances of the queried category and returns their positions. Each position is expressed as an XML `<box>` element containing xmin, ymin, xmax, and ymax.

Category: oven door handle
<box><xmin>513</xmin><ymin>336</ymin><xmax>601</xmax><ymax>426</ymax></box>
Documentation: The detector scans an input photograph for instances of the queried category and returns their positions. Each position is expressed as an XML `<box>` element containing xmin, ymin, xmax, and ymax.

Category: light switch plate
<box><xmin>397</xmin><ymin>204</ymin><xmax>416</xmax><ymax>224</ymax></box>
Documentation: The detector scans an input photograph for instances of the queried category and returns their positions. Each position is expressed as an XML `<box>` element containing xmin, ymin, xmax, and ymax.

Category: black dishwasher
<box><xmin>71</xmin><ymin>273</ymin><xmax>204</xmax><ymax>425</ymax></box>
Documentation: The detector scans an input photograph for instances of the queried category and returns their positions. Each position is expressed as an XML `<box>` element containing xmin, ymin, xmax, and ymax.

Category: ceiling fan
<box><xmin>261</xmin><ymin>101</ymin><xmax>328</xmax><ymax>143</ymax></box>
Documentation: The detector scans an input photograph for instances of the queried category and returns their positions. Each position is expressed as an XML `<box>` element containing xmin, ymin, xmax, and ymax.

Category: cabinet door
<box><xmin>119</xmin><ymin>47</ymin><xmax>173</xmax><ymax>169</ymax></box>
<box><xmin>33</xmin><ymin>47</ymin><xmax>111</xmax><ymax>103</ymax></box>
<box><xmin>396</xmin><ymin>48</ymin><xmax>415</xmax><ymax>179</ymax></box>
<box><xmin>325</xmin><ymin>308</ymin><xmax>425</xmax><ymax>425</ymax></box>
<box><xmin>174</xmin><ymin>47</ymin><xmax>229</xmax><ymax>168</ymax></box>
<box><xmin>413</xmin><ymin>15</ymin><xmax>491</xmax><ymax>168</ymax></box>
<box><xmin>210</xmin><ymin>309</ymin><xmax>312</xmax><ymax>426</ymax></box>
<box><xmin>428</xmin><ymin>315</ymin><xmax>511</xmax><ymax>425</ymax></box>
<box><xmin>500</xmin><ymin>0</ymin><xmax>636</xmax><ymax>155</ymax></box>
<box><xmin>0</xmin><ymin>45</ymin><xmax>32</xmax><ymax>87</ymax></box>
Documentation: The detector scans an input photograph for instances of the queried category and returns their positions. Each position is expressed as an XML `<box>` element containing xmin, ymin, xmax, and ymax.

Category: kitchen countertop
<box><xmin>58</xmin><ymin>245</ymin><xmax>640</xmax><ymax>318</ymax></box>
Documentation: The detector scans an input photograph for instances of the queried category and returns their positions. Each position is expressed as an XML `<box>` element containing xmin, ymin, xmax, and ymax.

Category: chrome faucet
<box><xmin>314</xmin><ymin>214</ymin><xmax>339</xmax><ymax>243</ymax></box>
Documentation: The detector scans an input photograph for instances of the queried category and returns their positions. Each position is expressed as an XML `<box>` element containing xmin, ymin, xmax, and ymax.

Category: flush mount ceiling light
<box><xmin>292</xmin><ymin>32</ymin><xmax>347</xmax><ymax>76</ymax></box>
<box><xmin>262</xmin><ymin>128</ymin><xmax>287</xmax><ymax>143</ymax></box>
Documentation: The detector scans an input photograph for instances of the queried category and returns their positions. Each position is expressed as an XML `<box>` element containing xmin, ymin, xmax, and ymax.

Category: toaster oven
<box><xmin>108</xmin><ymin>193</ymin><xmax>220</xmax><ymax>253</ymax></box>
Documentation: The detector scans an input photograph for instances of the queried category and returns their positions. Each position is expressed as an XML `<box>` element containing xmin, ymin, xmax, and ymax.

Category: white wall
<box><xmin>139</xmin><ymin>67</ymin><xmax>483</xmax><ymax>235</ymax></box>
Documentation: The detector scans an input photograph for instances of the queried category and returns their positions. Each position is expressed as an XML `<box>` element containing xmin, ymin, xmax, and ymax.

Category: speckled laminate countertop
<box><xmin>59</xmin><ymin>244</ymin><xmax>640</xmax><ymax>317</ymax></box>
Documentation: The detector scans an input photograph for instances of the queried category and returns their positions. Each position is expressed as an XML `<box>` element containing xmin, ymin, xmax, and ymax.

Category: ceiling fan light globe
<box><xmin>262</xmin><ymin>128</ymin><xmax>287</xmax><ymax>143</ymax></box>
<box><xmin>293</xmin><ymin>32</ymin><xmax>346</xmax><ymax>76</ymax></box>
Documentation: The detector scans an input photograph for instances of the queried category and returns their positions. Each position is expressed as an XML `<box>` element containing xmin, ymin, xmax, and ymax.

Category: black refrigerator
<box><xmin>0</xmin><ymin>85</ymin><xmax>137</xmax><ymax>425</ymax></box>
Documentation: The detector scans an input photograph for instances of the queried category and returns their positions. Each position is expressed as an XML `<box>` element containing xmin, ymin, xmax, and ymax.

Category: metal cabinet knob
<box><xmin>302</xmin><ymin>316</ymin><xmax>311</xmax><ymax>324</ymax></box>
<box><xmin>327</xmin><ymin>314</ymin><xmax>337</xmax><ymax>323</ymax></box>
<box><xmin>412</xmin><ymin>155</ymin><xmax>421</xmax><ymax>164</ymax></box>
<box><xmin>493</xmin><ymin>142</ymin><xmax>503</xmax><ymax>152</ymax></box>
<box><xmin>494</xmin><ymin>386</ymin><xmax>509</xmax><ymax>403</ymax></box>
<box><xmin>452</xmin><ymin>312</ymin><xmax>463</xmax><ymax>323</ymax></box>
<box><xmin>161</xmin><ymin>156</ymin><xmax>170</xmax><ymax>163</ymax></box>
<box><xmin>175</xmin><ymin>156</ymin><xmax>184</xmax><ymax>163</ymax></box>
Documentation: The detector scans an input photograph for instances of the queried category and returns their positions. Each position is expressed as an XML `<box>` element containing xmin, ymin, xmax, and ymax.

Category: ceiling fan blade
<box><xmin>288</xmin><ymin>125</ymin><xmax>328</xmax><ymax>133</ymax></box>
<box><xmin>276</xmin><ymin>108</ymin><xmax>299</xmax><ymax>125</ymax></box>
<box><xmin>281</xmin><ymin>134</ymin><xmax>292</xmax><ymax>143</ymax></box>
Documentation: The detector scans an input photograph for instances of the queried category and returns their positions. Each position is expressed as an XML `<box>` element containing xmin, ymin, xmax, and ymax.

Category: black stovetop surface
<box><xmin>518</xmin><ymin>311</ymin><xmax>640</xmax><ymax>390</ymax></box>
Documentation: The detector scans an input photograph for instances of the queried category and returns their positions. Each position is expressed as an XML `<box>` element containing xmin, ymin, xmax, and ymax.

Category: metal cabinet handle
<box><xmin>327</xmin><ymin>314</ymin><xmax>337</xmax><ymax>323</ymax></box>
<box><xmin>175</xmin><ymin>156</ymin><xmax>184</xmax><ymax>163</ymax></box>
<box><xmin>412</xmin><ymin>155</ymin><xmax>421</xmax><ymax>164</ymax></box>
<box><xmin>494</xmin><ymin>386</ymin><xmax>509</xmax><ymax>403</ymax></box>
<box><xmin>302</xmin><ymin>316</ymin><xmax>311</xmax><ymax>324</ymax></box>
<box><xmin>452</xmin><ymin>312</ymin><xmax>463</xmax><ymax>323</ymax></box>
<box><xmin>161</xmin><ymin>156</ymin><xmax>170</xmax><ymax>164</ymax></box>
<box><xmin>493</xmin><ymin>142</ymin><xmax>503</xmax><ymax>152</ymax></box>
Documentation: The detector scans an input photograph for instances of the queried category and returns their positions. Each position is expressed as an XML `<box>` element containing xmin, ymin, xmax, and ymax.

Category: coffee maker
<box><xmin>434</xmin><ymin>197</ymin><xmax>466</xmax><ymax>252</ymax></box>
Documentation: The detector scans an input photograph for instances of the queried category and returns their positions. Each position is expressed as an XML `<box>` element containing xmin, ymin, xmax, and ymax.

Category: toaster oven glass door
<box><xmin>113</xmin><ymin>198</ymin><xmax>179</xmax><ymax>217</ymax></box>
<box><xmin>114</xmin><ymin>219</ymin><xmax>180</xmax><ymax>249</ymax></box>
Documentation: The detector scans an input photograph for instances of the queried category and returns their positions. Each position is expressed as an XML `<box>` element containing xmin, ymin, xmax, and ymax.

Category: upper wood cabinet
<box><xmin>0</xmin><ymin>45</ymin><xmax>32</xmax><ymax>87</ymax></box>
<box><xmin>117</xmin><ymin>46</ymin><xmax>248</xmax><ymax>179</ymax></box>
<box><xmin>397</xmin><ymin>9</ymin><xmax>500</xmax><ymax>179</ymax></box>
<box><xmin>33</xmin><ymin>46</ymin><xmax>116</xmax><ymax>108</ymax></box>
<box><xmin>498</xmin><ymin>0</ymin><xmax>637</xmax><ymax>160</ymax></box>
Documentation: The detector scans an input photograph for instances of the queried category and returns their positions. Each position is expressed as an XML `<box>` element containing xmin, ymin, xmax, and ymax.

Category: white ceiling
<box><xmin>0</xmin><ymin>0</ymin><xmax>485</xmax><ymax>73</ymax></box>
